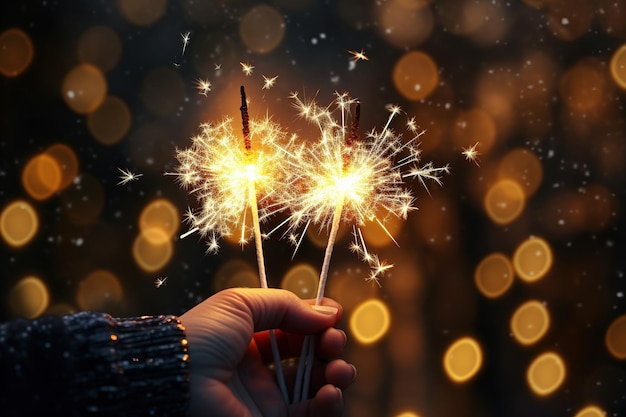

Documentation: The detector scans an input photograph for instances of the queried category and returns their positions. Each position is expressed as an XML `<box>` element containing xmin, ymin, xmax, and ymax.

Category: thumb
<box><xmin>220</xmin><ymin>288</ymin><xmax>342</xmax><ymax>334</ymax></box>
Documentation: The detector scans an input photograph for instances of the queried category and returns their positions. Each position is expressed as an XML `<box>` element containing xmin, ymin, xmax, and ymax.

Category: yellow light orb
<box><xmin>0</xmin><ymin>200</ymin><xmax>38</xmax><ymax>248</ymax></box>
<box><xmin>9</xmin><ymin>276</ymin><xmax>49</xmax><ymax>319</ymax></box>
<box><xmin>349</xmin><ymin>299</ymin><xmax>391</xmax><ymax>345</ymax></box>
<box><xmin>510</xmin><ymin>300</ymin><xmax>550</xmax><ymax>346</ymax></box>
<box><xmin>605</xmin><ymin>314</ymin><xmax>626</xmax><ymax>360</ymax></box>
<box><xmin>526</xmin><ymin>352</ymin><xmax>566</xmax><ymax>396</ymax></box>
<box><xmin>474</xmin><ymin>253</ymin><xmax>514</xmax><ymax>298</ymax></box>
<box><xmin>513</xmin><ymin>236</ymin><xmax>553</xmax><ymax>282</ymax></box>
<box><xmin>443</xmin><ymin>337</ymin><xmax>483</xmax><ymax>383</ymax></box>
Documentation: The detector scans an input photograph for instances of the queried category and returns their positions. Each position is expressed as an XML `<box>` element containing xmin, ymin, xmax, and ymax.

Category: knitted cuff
<box><xmin>64</xmin><ymin>312</ymin><xmax>190</xmax><ymax>417</ymax></box>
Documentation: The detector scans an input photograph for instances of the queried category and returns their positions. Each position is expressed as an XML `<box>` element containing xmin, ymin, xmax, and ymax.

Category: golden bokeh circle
<box><xmin>9</xmin><ymin>276</ymin><xmax>49</xmax><ymax>319</ymax></box>
<box><xmin>349</xmin><ymin>299</ymin><xmax>391</xmax><ymax>345</ymax></box>
<box><xmin>376</xmin><ymin>0</ymin><xmax>434</xmax><ymax>49</ymax></box>
<box><xmin>498</xmin><ymin>148</ymin><xmax>543</xmax><ymax>197</ymax></box>
<box><xmin>526</xmin><ymin>352</ymin><xmax>566</xmax><ymax>396</ymax></box>
<box><xmin>560</xmin><ymin>61</ymin><xmax>606</xmax><ymax>113</ymax></box>
<box><xmin>605</xmin><ymin>314</ymin><xmax>626</xmax><ymax>360</ymax></box>
<box><xmin>393</xmin><ymin>50</ymin><xmax>439</xmax><ymax>101</ymax></box>
<box><xmin>0</xmin><ymin>200</ymin><xmax>38</xmax><ymax>248</ymax></box>
<box><xmin>62</xmin><ymin>63</ymin><xmax>107</xmax><ymax>114</ymax></box>
<box><xmin>116</xmin><ymin>0</ymin><xmax>166</xmax><ymax>26</ymax></box>
<box><xmin>0</xmin><ymin>28</ymin><xmax>34</xmax><ymax>77</ymax></box>
<box><xmin>76</xmin><ymin>269</ymin><xmax>123</xmax><ymax>311</ymax></box>
<box><xmin>483</xmin><ymin>179</ymin><xmax>525</xmax><ymax>225</ymax></box>
<box><xmin>77</xmin><ymin>25</ymin><xmax>122</xmax><ymax>72</ymax></box>
<box><xmin>513</xmin><ymin>236</ymin><xmax>553</xmax><ymax>282</ymax></box>
<box><xmin>474</xmin><ymin>253</ymin><xmax>514</xmax><ymax>298</ymax></box>
<box><xmin>443</xmin><ymin>337</ymin><xmax>483</xmax><ymax>383</ymax></box>
<box><xmin>44</xmin><ymin>143</ymin><xmax>79</xmax><ymax>190</ymax></box>
<box><xmin>132</xmin><ymin>228</ymin><xmax>174</xmax><ymax>272</ymax></box>
<box><xmin>139</xmin><ymin>198</ymin><xmax>180</xmax><ymax>244</ymax></box>
<box><xmin>573</xmin><ymin>405</ymin><xmax>605</xmax><ymax>417</ymax></box>
<box><xmin>510</xmin><ymin>300</ymin><xmax>550</xmax><ymax>346</ymax></box>
<box><xmin>281</xmin><ymin>263</ymin><xmax>319</xmax><ymax>299</ymax></box>
<box><xmin>22</xmin><ymin>153</ymin><xmax>62</xmax><ymax>200</ymax></box>
<box><xmin>239</xmin><ymin>5</ymin><xmax>286</xmax><ymax>54</ymax></box>
<box><xmin>87</xmin><ymin>95</ymin><xmax>132</xmax><ymax>145</ymax></box>
<box><xmin>610</xmin><ymin>43</ymin><xmax>626</xmax><ymax>90</ymax></box>
<box><xmin>213</xmin><ymin>259</ymin><xmax>259</xmax><ymax>292</ymax></box>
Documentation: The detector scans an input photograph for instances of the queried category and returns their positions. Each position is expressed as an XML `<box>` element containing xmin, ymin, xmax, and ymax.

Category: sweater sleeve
<box><xmin>0</xmin><ymin>312</ymin><xmax>190</xmax><ymax>417</ymax></box>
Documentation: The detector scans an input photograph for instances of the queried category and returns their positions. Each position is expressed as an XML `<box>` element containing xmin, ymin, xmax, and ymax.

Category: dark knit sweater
<box><xmin>0</xmin><ymin>312</ymin><xmax>190</xmax><ymax>416</ymax></box>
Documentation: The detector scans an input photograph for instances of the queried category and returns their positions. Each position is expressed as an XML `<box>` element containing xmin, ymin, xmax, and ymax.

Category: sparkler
<box><xmin>173</xmin><ymin>86</ymin><xmax>295</xmax><ymax>402</ymax></box>
<box><xmin>284</xmin><ymin>92</ymin><xmax>449</xmax><ymax>402</ymax></box>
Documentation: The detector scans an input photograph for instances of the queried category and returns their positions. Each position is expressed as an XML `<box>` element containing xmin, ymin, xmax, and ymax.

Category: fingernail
<box><xmin>312</xmin><ymin>305</ymin><xmax>338</xmax><ymax>316</ymax></box>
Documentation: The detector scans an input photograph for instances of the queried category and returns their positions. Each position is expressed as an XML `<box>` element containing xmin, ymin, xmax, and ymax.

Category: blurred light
<box><xmin>526</xmin><ymin>352</ymin><xmax>566</xmax><ymax>396</ymax></box>
<box><xmin>60</xmin><ymin>174</ymin><xmax>105</xmax><ymax>226</ymax></box>
<box><xmin>0</xmin><ymin>200</ymin><xmax>38</xmax><ymax>248</ymax></box>
<box><xmin>139</xmin><ymin>198</ymin><xmax>180</xmax><ymax>244</ymax></box>
<box><xmin>513</xmin><ymin>236</ymin><xmax>553</xmax><ymax>282</ymax></box>
<box><xmin>140</xmin><ymin>67</ymin><xmax>185</xmax><ymax>116</ymax></box>
<box><xmin>375</xmin><ymin>0</ymin><xmax>434</xmax><ymax>49</ymax></box>
<box><xmin>394</xmin><ymin>412</ymin><xmax>421</xmax><ymax>417</ymax></box>
<box><xmin>610</xmin><ymin>44</ymin><xmax>626</xmax><ymax>90</ymax></box>
<box><xmin>44</xmin><ymin>143</ymin><xmax>79</xmax><ymax>190</ymax></box>
<box><xmin>76</xmin><ymin>269</ymin><xmax>123</xmax><ymax>311</ymax></box>
<box><xmin>281</xmin><ymin>263</ymin><xmax>318</xmax><ymax>299</ymax></box>
<box><xmin>483</xmin><ymin>179</ymin><xmax>525</xmax><ymax>225</ymax></box>
<box><xmin>605</xmin><ymin>314</ymin><xmax>626</xmax><ymax>360</ymax></box>
<box><xmin>77</xmin><ymin>25</ymin><xmax>122</xmax><ymax>72</ymax></box>
<box><xmin>573</xmin><ymin>405</ymin><xmax>605</xmax><ymax>417</ymax></box>
<box><xmin>22</xmin><ymin>153</ymin><xmax>62</xmax><ymax>200</ymax></box>
<box><xmin>443</xmin><ymin>337</ymin><xmax>483</xmax><ymax>383</ymax></box>
<box><xmin>474</xmin><ymin>253</ymin><xmax>514</xmax><ymax>298</ymax></box>
<box><xmin>560</xmin><ymin>60</ymin><xmax>607</xmax><ymax>113</ymax></box>
<box><xmin>87</xmin><ymin>95</ymin><xmax>132</xmax><ymax>144</ymax></box>
<box><xmin>325</xmin><ymin>264</ymin><xmax>379</xmax><ymax>312</ymax></box>
<box><xmin>546</xmin><ymin>0</ymin><xmax>593</xmax><ymax>41</ymax></box>
<box><xmin>361</xmin><ymin>208</ymin><xmax>402</xmax><ymax>248</ymax></box>
<box><xmin>132</xmin><ymin>228</ymin><xmax>174</xmax><ymax>272</ymax></box>
<box><xmin>9</xmin><ymin>276</ymin><xmax>49</xmax><ymax>319</ymax></box>
<box><xmin>239</xmin><ymin>5</ymin><xmax>285</xmax><ymax>54</ymax></box>
<box><xmin>62</xmin><ymin>63</ymin><xmax>107</xmax><ymax>114</ymax></box>
<box><xmin>474</xmin><ymin>69</ymin><xmax>516</xmax><ymax>139</ymax></box>
<box><xmin>452</xmin><ymin>108</ymin><xmax>496</xmax><ymax>155</ymax></box>
<box><xmin>349</xmin><ymin>299</ymin><xmax>391</xmax><ymax>345</ymax></box>
<box><xmin>0</xmin><ymin>28</ymin><xmax>34</xmax><ymax>77</ymax></box>
<box><xmin>393</xmin><ymin>50</ymin><xmax>439</xmax><ymax>101</ymax></box>
<box><xmin>498</xmin><ymin>148</ymin><xmax>543</xmax><ymax>197</ymax></box>
<box><xmin>581</xmin><ymin>184</ymin><xmax>618</xmax><ymax>233</ymax></box>
<box><xmin>116</xmin><ymin>0</ymin><xmax>166</xmax><ymax>26</ymax></box>
<box><xmin>213</xmin><ymin>259</ymin><xmax>259</xmax><ymax>292</ymax></box>
<box><xmin>306</xmin><ymin>221</ymin><xmax>350</xmax><ymax>248</ymax></box>
<box><xmin>510</xmin><ymin>300</ymin><xmax>550</xmax><ymax>346</ymax></box>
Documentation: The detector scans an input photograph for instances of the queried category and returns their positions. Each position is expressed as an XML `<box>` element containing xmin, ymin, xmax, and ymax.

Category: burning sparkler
<box><xmin>284</xmin><ymin>92</ymin><xmax>449</xmax><ymax>401</ymax></box>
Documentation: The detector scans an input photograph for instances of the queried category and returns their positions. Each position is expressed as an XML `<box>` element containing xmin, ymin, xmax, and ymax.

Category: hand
<box><xmin>180</xmin><ymin>288</ymin><xmax>356</xmax><ymax>417</ymax></box>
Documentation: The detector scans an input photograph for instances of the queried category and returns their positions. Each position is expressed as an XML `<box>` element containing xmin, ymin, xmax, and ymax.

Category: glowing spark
<box><xmin>181</xmin><ymin>31</ymin><xmax>191</xmax><ymax>56</ymax></box>
<box><xmin>195</xmin><ymin>78</ymin><xmax>211</xmax><ymax>96</ymax></box>
<box><xmin>214</xmin><ymin>63</ymin><xmax>222</xmax><ymax>71</ymax></box>
<box><xmin>117</xmin><ymin>167</ymin><xmax>143</xmax><ymax>185</ymax></box>
<box><xmin>262</xmin><ymin>75</ymin><xmax>278</xmax><ymax>90</ymax></box>
<box><xmin>348</xmin><ymin>49</ymin><xmax>369</xmax><ymax>61</ymax></box>
<box><xmin>240</xmin><ymin>61</ymin><xmax>255</xmax><ymax>76</ymax></box>
<box><xmin>462</xmin><ymin>142</ymin><xmax>481</xmax><ymax>166</ymax></box>
<box><xmin>155</xmin><ymin>276</ymin><xmax>167</xmax><ymax>288</ymax></box>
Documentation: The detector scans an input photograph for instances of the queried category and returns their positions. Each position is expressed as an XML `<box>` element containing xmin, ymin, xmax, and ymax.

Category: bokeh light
<box><xmin>474</xmin><ymin>253</ymin><xmax>514</xmax><ymax>298</ymax></box>
<box><xmin>559</xmin><ymin>60</ymin><xmax>607</xmax><ymax>113</ymax></box>
<box><xmin>0</xmin><ymin>28</ymin><xmax>34</xmax><ymax>77</ymax></box>
<box><xmin>132</xmin><ymin>228</ymin><xmax>174</xmax><ymax>273</ymax></box>
<box><xmin>76</xmin><ymin>269</ymin><xmax>123</xmax><ymax>311</ymax></box>
<box><xmin>281</xmin><ymin>263</ymin><xmax>318</xmax><ymax>299</ymax></box>
<box><xmin>116</xmin><ymin>0</ymin><xmax>166</xmax><ymax>26</ymax></box>
<box><xmin>9</xmin><ymin>276</ymin><xmax>49</xmax><ymax>319</ymax></box>
<box><xmin>573</xmin><ymin>405</ymin><xmax>605</xmax><ymax>417</ymax></box>
<box><xmin>21</xmin><ymin>153</ymin><xmax>62</xmax><ymax>200</ymax></box>
<box><xmin>87</xmin><ymin>95</ymin><xmax>132</xmax><ymax>145</ymax></box>
<box><xmin>375</xmin><ymin>0</ymin><xmax>434</xmax><ymax>49</ymax></box>
<box><xmin>443</xmin><ymin>337</ymin><xmax>483</xmax><ymax>383</ymax></box>
<box><xmin>394</xmin><ymin>412</ymin><xmax>421</xmax><ymax>417</ymax></box>
<box><xmin>239</xmin><ymin>5</ymin><xmax>286</xmax><ymax>54</ymax></box>
<box><xmin>393</xmin><ymin>50</ymin><xmax>438</xmax><ymax>101</ymax></box>
<box><xmin>526</xmin><ymin>352</ymin><xmax>566</xmax><ymax>396</ymax></box>
<box><xmin>451</xmin><ymin>108</ymin><xmax>496</xmax><ymax>154</ymax></box>
<box><xmin>62</xmin><ymin>63</ymin><xmax>107</xmax><ymax>114</ymax></box>
<box><xmin>349</xmin><ymin>299</ymin><xmax>391</xmax><ymax>345</ymax></box>
<box><xmin>510</xmin><ymin>300</ymin><xmax>550</xmax><ymax>346</ymax></box>
<box><xmin>483</xmin><ymin>179</ymin><xmax>526</xmax><ymax>225</ymax></box>
<box><xmin>138</xmin><ymin>198</ymin><xmax>179</xmax><ymax>244</ymax></box>
<box><xmin>513</xmin><ymin>237</ymin><xmax>553</xmax><ymax>282</ymax></box>
<box><xmin>498</xmin><ymin>148</ymin><xmax>543</xmax><ymax>197</ymax></box>
<box><xmin>44</xmin><ymin>143</ymin><xmax>79</xmax><ymax>190</ymax></box>
<box><xmin>0</xmin><ymin>200</ymin><xmax>38</xmax><ymax>248</ymax></box>
<box><xmin>610</xmin><ymin>43</ymin><xmax>626</xmax><ymax>90</ymax></box>
<box><xmin>212</xmin><ymin>259</ymin><xmax>259</xmax><ymax>292</ymax></box>
<box><xmin>605</xmin><ymin>314</ymin><xmax>626</xmax><ymax>360</ymax></box>
<box><xmin>546</xmin><ymin>0</ymin><xmax>593</xmax><ymax>41</ymax></box>
<box><xmin>77</xmin><ymin>25</ymin><xmax>122</xmax><ymax>72</ymax></box>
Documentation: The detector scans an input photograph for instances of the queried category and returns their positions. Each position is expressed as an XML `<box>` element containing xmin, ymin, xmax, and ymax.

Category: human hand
<box><xmin>180</xmin><ymin>288</ymin><xmax>356</xmax><ymax>417</ymax></box>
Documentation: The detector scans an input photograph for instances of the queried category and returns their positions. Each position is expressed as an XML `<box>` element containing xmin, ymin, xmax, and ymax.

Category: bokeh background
<box><xmin>1</xmin><ymin>1</ymin><xmax>626</xmax><ymax>416</ymax></box>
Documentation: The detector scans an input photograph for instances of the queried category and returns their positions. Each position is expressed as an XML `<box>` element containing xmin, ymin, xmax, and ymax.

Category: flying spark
<box><xmin>240</xmin><ymin>61</ymin><xmax>255</xmax><ymax>76</ymax></box>
<box><xmin>117</xmin><ymin>168</ymin><xmax>143</xmax><ymax>185</ymax></box>
<box><xmin>181</xmin><ymin>31</ymin><xmax>191</xmax><ymax>56</ymax></box>
<box><xmin>462</xmin><ymin>142</ymin><xmax>481</xmax><ymax>166</ymax></box>
<box><xmin>195</xmin><ymin>78</ymin><xmax>211</xmax><ymax>96</ymax></box>
<box><xmin>348</xmin><ymin>49</ymin><xmax>369</xmax><ymax>61</ymax></box>
<box><xmin>262</xmin><ymin>75</ymin><xmax>278</xmax><ymax>90</ymax></box>
<box><xmin>155</xmin><ymin>276</ymin><xmax>167</xmax><ymax>288</ymax></box>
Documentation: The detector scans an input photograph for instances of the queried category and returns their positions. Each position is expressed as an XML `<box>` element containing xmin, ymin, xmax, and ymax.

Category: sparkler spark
<box><xmin>195</xmin><ymin>78</ymin><xmax>211</xmax><ymax>96</ymax></box>
<box><xmin>117</xmin><ymin>167</ymin><xmax>143</xmax><ymax>185</ymax></box>
<box><xmin>348</xmin><ymin>49</ymin><xmax>369</xmax><ymax>61</ymax></box>
<box><xmin>240</xmin><ymin>61</ymin><xmax>255</xmax><ymax>76</ymax></box>
<box><xmin>181</xmin><ymin>31</ymin><xmax>191</xmax><ymax>56</ymax></box>
<box><xmin>154</xmin><ymin>276</ymin><xmax>167</xmax><ymax>288</ymax></box>
<box><xmin>462</xmin><ymin>142</ymin><xmax>481</xmax><ymax>166</ymax></box>
<box><xmin>262</xmin><ymin>75</ymin><xmax>278</xmax><ymax>90</ymax></box>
